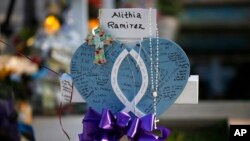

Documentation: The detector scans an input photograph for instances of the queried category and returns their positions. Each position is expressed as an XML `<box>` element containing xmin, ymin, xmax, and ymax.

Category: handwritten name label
<box><xmin>99</xmin><ymin>9</ymin><xmax>156</xmax><ymax>38</ymax></box>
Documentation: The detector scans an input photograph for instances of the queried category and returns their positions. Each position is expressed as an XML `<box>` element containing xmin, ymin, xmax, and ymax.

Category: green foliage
<box><xmin>18</xmin><ymin>27</ymin><xmax>36</xmax><ymax>41</ymax></box>
<box><xmin>167</xmin><ymin>121</ymin><xmax>228</xmax><ymax>141</ymax></box>
<box><xmin>157</xmin><ymin>0</ymin><xmax>182</xmax><ymax>16</ymax></box>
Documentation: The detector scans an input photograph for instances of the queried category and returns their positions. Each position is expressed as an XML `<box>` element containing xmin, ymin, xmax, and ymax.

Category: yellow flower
<box><xmin>44</xmin><ymin>15</ymin><xmax>61</xmax><ymax>34</ymax></box>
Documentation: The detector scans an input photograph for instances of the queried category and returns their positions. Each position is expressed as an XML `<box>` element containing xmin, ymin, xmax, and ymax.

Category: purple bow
<box><xmin>79</xmin><ymin>108</ymin><xmax>170</xmax><ymax>141</ymax></box>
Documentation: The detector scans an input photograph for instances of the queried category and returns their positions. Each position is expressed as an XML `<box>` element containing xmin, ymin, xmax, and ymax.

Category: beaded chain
<box><xmin>149</xmin><ymin>8</ymin><xmax>159</xmax><ymax>127</ymax></box>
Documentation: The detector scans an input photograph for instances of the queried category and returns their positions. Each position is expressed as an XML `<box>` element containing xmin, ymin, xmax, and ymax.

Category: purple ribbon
<box><xmin>79</xmin><ymin>108</ymin><xmax>170</xmax><ymax>141</ymax></box>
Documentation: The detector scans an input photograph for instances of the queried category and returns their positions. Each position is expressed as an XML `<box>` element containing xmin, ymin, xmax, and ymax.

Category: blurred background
<box><xmin>0</xmin><ymin>0</ymin><xmax>250</xmax><ymax>141</ymax></box>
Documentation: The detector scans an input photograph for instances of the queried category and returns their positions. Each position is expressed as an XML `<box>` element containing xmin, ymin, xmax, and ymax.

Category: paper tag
<box><xmin>99</xmin><ymin>8</ymin><xmax>157</xmax><ymax>39</ymax></box>
<box><xmin>60</xmin><ymin>73</ymin><xmax>73</xmax><ymax>103</ymax></box>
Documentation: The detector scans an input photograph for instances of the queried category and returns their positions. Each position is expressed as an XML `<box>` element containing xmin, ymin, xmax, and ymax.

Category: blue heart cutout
<box><xmin>70</xmin><ymin>38</ymin><xmax>190</xmax><ymax>116</ymax></box>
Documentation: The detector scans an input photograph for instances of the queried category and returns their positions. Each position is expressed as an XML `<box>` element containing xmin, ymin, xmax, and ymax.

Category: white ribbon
<box><xmin>111</xmin><ymin>49</ymin><xmax>148</xmax><ymax>117</ymax></box>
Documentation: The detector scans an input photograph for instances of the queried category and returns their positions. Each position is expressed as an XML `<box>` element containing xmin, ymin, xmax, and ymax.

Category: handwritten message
<box><xmin>70</xmin><ymin>39</ymin><xmax>190</xmax><ymax>116</ymax></box>
<box><xmin>60</xmin><ymin>73</ymin><xmax>73</xmax><ymax>103</ymax></box>
<box><xmin>136</xmin><ymin>39</ymin><xmax>190</xmax><ymax>114</ymax></box>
